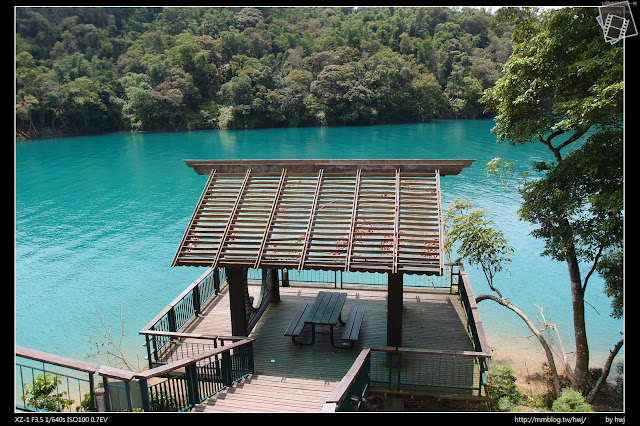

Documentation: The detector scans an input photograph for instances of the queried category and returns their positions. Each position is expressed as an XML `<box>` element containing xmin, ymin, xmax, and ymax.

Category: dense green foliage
<box><xmin>16</xmin><ymin>6</ymin><xmax>513</xmax><ymax>137</ymax></box>
<box><xmin>487</xmin><ymin>363</ymin><xmax>525</xmax><ymax>411</ymax></box>
<box><xmin>21</xmin><ymin>374</ymin><xmax>74</xmax><ymax>411</ymax></box>
<box><xmin>482</xmin><ymin>7</ymin><xmax>624</xmax><ymax>395</ymax></box>
<box><xmin>551</xmin><ymin>388</ymin><xmax>594</xmax><ymax>412</ymax></box>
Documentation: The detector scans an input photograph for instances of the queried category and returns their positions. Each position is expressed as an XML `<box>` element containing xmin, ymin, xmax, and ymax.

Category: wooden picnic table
<box><xmin>284</xmin><ymin>291</ymin><xmax>364</xmax><ymax>349</ymax></box>
<box><xmin>306</xmin><ymin>291</ymin><xmax>347</xmax><ymax>328</ymax></box>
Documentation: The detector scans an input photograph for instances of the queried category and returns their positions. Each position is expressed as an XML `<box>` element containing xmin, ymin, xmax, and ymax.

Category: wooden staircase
<box><xmin>193</xmin><ymin>374</ymin><xmax>339</xmax><ymax>413</ymax></box>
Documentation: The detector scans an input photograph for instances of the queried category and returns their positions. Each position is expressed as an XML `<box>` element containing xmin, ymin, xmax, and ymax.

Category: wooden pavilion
<box><xmin>171</xmin><ymin>159</ymin><xmax>474</xmax><ymax>348</ymax></box>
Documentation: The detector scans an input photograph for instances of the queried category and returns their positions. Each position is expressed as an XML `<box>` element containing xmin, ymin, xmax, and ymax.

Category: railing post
<box><xmin>185</xmin><ymin>364</ymin><xmax>200</xmax><ymax>408</ymax></box>
<box><xmin>101</xmin><ymin>377</ymin><xmax>112</xmax><ymax>411</ymax></box>
<box><xmin>88</xmin><ymin>372</ymin><xmax>96</xmax><ymax>412</ymax></box>
<box><xmin>138</xmin><ymin>378</ymin><xmax>151</xmax><ymax>412</ymax></box>
<box><xmin>221</xmin><ymin>351</ymin><xmax>233</xmax><ymax>388</ymax></box>
<box><xmin>248</xmin><ymin>341</ymin><xmax>254</xmax><ymax>374</ymax></box>
<box><xmin>124</xmin><ymin>381</ymin><xmax>133</xmax><ymax>412</ymax></box>
<box><xmin>193</xmin><ymin>285</ymin><xmax>201</xmax><ymax>317</ymax></box>
<box><xmin>167</xmin><ymin>308</ymin><xmax>177</xmax><ymax>332</ymax></box>
<box><xmin>213</xmin><ymin>267</ymin><xmax>221</xmax><ymax>294</ymax></box>
<box><xmin>144</xmin><ymin>335</ymin><xmax>154</xmax><ymax>370</ymax></box>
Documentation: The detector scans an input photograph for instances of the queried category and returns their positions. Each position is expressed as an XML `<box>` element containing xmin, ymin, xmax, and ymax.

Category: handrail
<box><xmin>324</xmin><ymin>348</ymin><xmax>371</xmax><ymax>411</ymax></box>
<box><xmin>16</xmin><ymin>339</ymin><xmax>255</xmax><ymax>413</ymax></box>
<box><xmin>16</xmin><ymin>346</ymin><xmax>98</xmax><ymax>374</ymax></box>
<box><xmin>136</xmin><ymin>338</ymin><xmax>254</xmax><ymax>380</ymax></box>
<box><xmin>137</xmin><ymin>338</ymin><xmax>255</xmax><ymax>412</ymax></box>
<box><xmin>140</xmin><ymin>266</ymin><xmax>226</xmax><ymax>367</ymax></box>
<box><xmin>15</xmin><ymin>346</ymin><xmax>99</xmax><ymax>412</ymax></box>
<box><xmin>370</xmin><ymin>346</ymin><xmax>491</xmax><ymax>359</ymax></box>
<box><xmin>457</xmin><ymin>264</ymin><xmax>491</xmax><ymax>355</ymax></box>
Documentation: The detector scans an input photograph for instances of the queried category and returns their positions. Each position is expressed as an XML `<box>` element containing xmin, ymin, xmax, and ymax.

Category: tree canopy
<box><xmin>16</xmin><ymin>6</ymin><xmax>513</xmax><ymax>138</ymax></box>
<box><xmin>481</xmin><ymin>7</ymin><xmax>624</xmax><ymax>395</ymax></box>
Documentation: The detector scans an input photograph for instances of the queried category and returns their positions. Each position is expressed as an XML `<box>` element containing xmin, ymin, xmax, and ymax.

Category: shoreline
<box><xmin>486</xmin><ymin>333</ymin><xmax>623</xmax><ymax>395</ymax></box>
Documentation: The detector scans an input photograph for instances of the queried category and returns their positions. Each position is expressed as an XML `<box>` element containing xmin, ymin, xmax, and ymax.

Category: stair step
<box><xmin>194</xmin><ymin>374</ymin><xmax>339</xmax><ymax>413</ymax></box>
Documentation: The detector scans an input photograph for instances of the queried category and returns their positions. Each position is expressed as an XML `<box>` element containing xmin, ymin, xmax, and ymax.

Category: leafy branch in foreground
<box><xmin>444</xmin><ymin>199</ymin><xmax>562</xmax><ymax>398</ymax></box>
<box><xmin>485</xmin><ymin>157</ymin><xmax>529</xmax><ymax>190</ymax></box>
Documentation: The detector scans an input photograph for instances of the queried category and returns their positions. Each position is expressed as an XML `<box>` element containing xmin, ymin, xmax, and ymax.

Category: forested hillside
<box><xmin>16</xmin><ymin>6</ymin><xmax>514</xmax><ymax>138</ymax></box>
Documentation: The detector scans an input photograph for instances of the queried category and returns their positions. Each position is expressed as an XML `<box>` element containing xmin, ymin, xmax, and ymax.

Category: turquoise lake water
<box><xmin>15</xmin><ymin>119</ymin><xmax>623</xmax><ymax>369</ymax></box>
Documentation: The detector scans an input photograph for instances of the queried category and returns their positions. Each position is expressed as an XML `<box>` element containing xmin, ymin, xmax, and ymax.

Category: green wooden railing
<box><xmin>323</xmin><ymin>262</ymin><xmax>491</xmax><ymax>410</ymax></box>
<box><xmin>136</xmin><ymin>338</ymin><xmax>254</xmax><ymax>412</ymax></box>
<box><xmin>16</xmin><ymin>338</ymin><xmax>254</xmax><ymax>413</ymax></box>
<box><xmin>15</xmin><ymin>347</ymin><xmax>98</xmax><ymax>413</ymax></box>
<box><xmin>323</xmin><ymin>349</ymin><xmax>371</xmax><ymax>412</ymax></box>
<box><xmin>141</xmin><ymin>267</ymin><xmax>226</xmax><ymax>368</ymax></box>
<box><xmin>248</xmin><ymin>268</ymin><xmax>454</xmax><ymax>290</ymax></box>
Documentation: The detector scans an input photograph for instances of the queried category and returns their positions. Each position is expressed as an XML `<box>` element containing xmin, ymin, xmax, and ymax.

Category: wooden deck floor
<box><xmin>179</xmin><ymin>283</ymin><xmax>475</xmax><ymax>412</ymax></box>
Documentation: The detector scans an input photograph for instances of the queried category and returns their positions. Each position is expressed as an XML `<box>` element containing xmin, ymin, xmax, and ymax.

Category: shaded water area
<box><xmin>15</xmin><ymin>120</ymin><xmax>623</xmax><ymax>370</ymax></box>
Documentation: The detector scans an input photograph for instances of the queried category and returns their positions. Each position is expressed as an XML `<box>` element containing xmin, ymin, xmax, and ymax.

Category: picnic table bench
<box><xmin>284</xmin><ymin>291</ymin><xmax>365</xmax><ymax>349</ymax></box>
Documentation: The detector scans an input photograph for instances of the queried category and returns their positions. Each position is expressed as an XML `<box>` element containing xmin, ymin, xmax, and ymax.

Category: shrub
<box><xmin>551</xmin><ymin>388</ymin><xmax>594</xmax><ymax>412</ymax></box>
<box><xmin>487</xmin><ymin>363</ymin><xmax>525</xmax><ymax>411</ymax></box>
<box><xmin>22</xmin><ymin>374</ymin><xmax>74</xmax><ymax>412</ymax></box>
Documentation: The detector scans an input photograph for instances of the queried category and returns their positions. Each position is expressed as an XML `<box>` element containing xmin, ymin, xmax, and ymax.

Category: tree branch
<box><xmin>583</xmin><ymin>245</ymin><xmax>603</xmax><ymax>293</ymax></box>
<box><xmin>534</xmin><ymin>304</ymin><xmax>574</xmax><ymax>378</ymax></box>
<box><xmin>585</xmin><ymin>337</ymin><xmax>624</xmax><ymax>405</ymax></box>
<box><xmin>86</xmin><ymin>305</ymin><xmax>139</xmax><ymax>372</ymax></box>
<box><xmin>476</xmin><ymin>293</ymin><xmax>562</xmax><ymax>397</ymax></box>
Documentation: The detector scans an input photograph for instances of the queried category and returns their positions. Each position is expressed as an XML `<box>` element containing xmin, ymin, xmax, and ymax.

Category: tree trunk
<box><xmin>566</xmin><ymin>247</ymin><xmax>590</xmax><ymax>394</ymax></box>
<box><xmin>476</xmin><ymin>293</ymin><xmax>562</xmax><ymax>397</ymax></box>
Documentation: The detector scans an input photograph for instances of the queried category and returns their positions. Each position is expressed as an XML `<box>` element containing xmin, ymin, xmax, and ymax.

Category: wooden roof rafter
<box><xmin>298</xmin><ymin>169</ymin><xmax>324</xmax><ymax>271</ymax></box>
<box><xmin>254</xmin><ymin>168</ymin><xmax>287</xmax><ymax>269</ymax></box>
<box><xmin>170</xmin><ymin>168</ymin><xmax>217</xmax><ymax>268</ymax></box>
<box><xmin>211</xmin><ymin>168</ymin><xmax>252</xmax><ymax>270</ymax></box>
<box><xmin>345</xmin><ymin>169</ymin><xmax>361</xmax><ymax>272</ymax></box>
<box><xmin>393</xmin><ymin>168</ymin><xmax>400</xmax><ymax>275</ymax></box>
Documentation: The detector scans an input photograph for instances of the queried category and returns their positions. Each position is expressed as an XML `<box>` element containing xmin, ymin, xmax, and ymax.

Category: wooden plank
<box><xmin>342</xmin><ymin>306</ymin><xmax>365</xmax><ymax>340</ymax></box>
<box><xmin>284</xmin><ymin>303</ymin><xmax>311</xmax><ymax>337</ymax></box>
<box><xmin>306</xmin><ymin>291</ymin><xmax>330</xmax><ymax>323</ymax></box>
<box><xmin>320</xmin><ymin>292</ymin><xmax>346</xmax><ymax>325</ymax></box>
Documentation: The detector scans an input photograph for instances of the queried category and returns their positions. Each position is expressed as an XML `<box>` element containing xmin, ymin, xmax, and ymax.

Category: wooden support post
<box><xmin>227</xmin><ymin>267</ymin><xmax>249</xmax><ymax>337</ymax></box>
<box><xmin>387</xmin><ymin>273</ymin><xmax>403</xmax><ymax>347</ymax></box>
<box><xmin>271</xmin><ymin>269</ymin><xmax>280</xmax><ymax>303</ymax></box>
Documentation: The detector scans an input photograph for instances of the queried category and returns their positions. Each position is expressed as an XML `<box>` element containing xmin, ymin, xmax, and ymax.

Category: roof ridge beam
<box><xmin>183</xmin><ymin>159</ymin><xmax>475</xmax><ymax>176</ymax></box>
